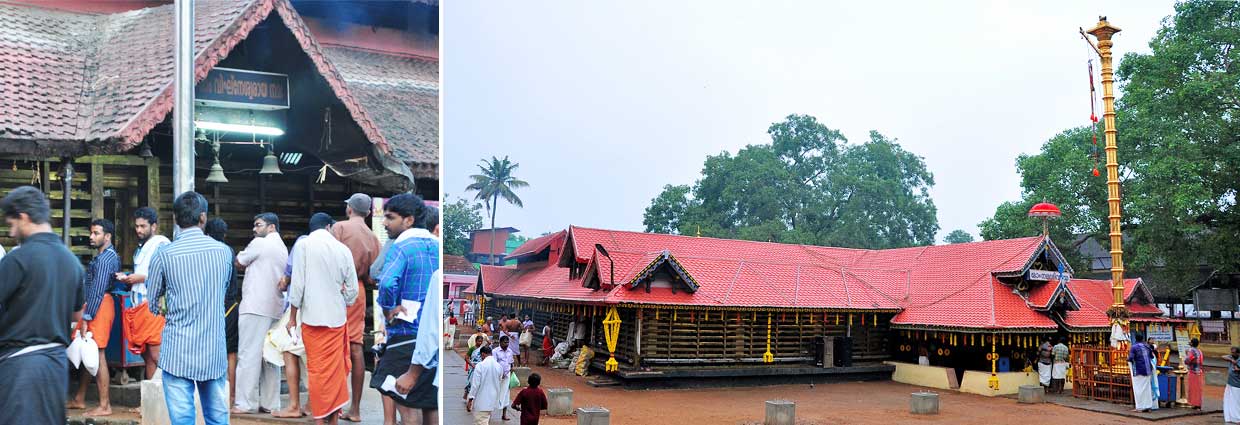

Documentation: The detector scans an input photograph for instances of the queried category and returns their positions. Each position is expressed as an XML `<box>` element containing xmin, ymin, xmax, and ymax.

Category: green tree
<box><xmin>442</xmin><ymin>194</ymin><xmax>484</xmax><ymax>256</ymax></box>
<box><xmin>465</xmin><ymin>156</ymin><xmax>528</xmax><ymax>264</ymax></box>
<box><xmin>943</xmin><ymin>229</ymin><xmax>975</xmax><ymax>244</ymax></box>
<box><xmin>643</xmin><ymin>115</ymin><xmax>938</xmax><ymax>249</ymax></box>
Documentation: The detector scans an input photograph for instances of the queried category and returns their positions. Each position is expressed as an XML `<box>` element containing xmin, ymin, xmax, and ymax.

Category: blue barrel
<box><xmin>998</xmin><ymin>357</ymin><xmax>1010</xmax><ymax>373</ymax></box>
<box><xmin>1157</xmin><ymin>366</ymin><xmax>1176</xmax><ymax>404</ymax></box>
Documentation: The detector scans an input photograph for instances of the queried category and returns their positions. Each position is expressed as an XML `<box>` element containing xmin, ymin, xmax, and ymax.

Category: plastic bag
<box><xmin>519</xmin><ymin>330</ymin><xmax>532</xmax><ymax>346</ymax></box>
<box><xmin>66</xmin><ymin>330</ymin><xmax>84</xmax><ymax>368</ymax></box>
<box><xmin>264</xmin><ymin>311</ymin><xmax>304</xmax><ymax>367</ymax></box>
<box><xmin>80</xmin><ymin>331</ymin><xmax>100</xmax><ymax>376</ymax></box>
<box><xmin>508</xmin><ymin>372</ymin><xmax>520</xmax><ymax>389</ymax></box>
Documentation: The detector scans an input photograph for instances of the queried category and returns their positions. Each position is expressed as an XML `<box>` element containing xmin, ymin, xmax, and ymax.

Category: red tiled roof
<box><xmin>506</xmin><ymin>231</ymin><xmax>566</xmax><ymax>260</ymax></box>
<box><xmin>443</xmin><ymin>254</ymin><xmax>476</xmax><ymax>275</ymax></box>
<box><xmin>1062</xmin><ymin>278</ymin><xmax>1163</xmax><ymax>330</ymax></box>
<box><xmin>480</xmin><ymin>225</ymin><xmax>1073</xmax><ymax>330</ymax></box>
<box><xmin>0</xmin><ymin>0</ymin><xmax>422</xmax><ymax>168</ymax></box>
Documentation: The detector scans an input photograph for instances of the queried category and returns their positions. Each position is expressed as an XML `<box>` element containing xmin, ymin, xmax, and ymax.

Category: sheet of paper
<box><xmin>382</xmin><ymin>374</ymin><xmax>410</xmax><ymax>398</ymax></box>
<box><xmin>396</xmin><ymin>299</ymin><xmax>421</xmax><ymax>323</ymax></box>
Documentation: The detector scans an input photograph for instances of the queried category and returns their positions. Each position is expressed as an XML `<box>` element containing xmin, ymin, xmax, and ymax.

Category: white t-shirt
<box><xmin>131</xmin><ymin>235</ymin><xmax>171</xmax><ymax>303</ymax></box>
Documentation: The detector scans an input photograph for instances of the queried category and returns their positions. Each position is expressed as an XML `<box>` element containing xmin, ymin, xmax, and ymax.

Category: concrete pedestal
<box><xmin>764</xmin><ymin>400</ymin><xmax>796</xmax><ymax>425</ymax></box>
<box><xmin>1018</xmin><ymin>385</ymin><xmax>1044</xmax><ymax>403</ymax></box>
<box><xmin>548</xmin><ymin>388</ymin><xmax>574</xmax><ymax>416</ymax></box>
<box><xmin>514</xmin><ymin>366</ymin><xmax>533</xmax><ymax>387</ymax></box>
<box><xmin>910</xmin><ymin>392</ymin><xmax>939</xmax><ymax>415</ymax></box>
<box><xmin>576</xmin><ymin>406</ymin><xmax>610</xmax><ymax>425</ymax></box>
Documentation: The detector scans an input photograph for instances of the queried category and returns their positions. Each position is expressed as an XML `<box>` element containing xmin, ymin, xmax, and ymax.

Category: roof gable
<box><xmin>626</xmin><ymin>250</ymin><xmax>700</xmax><ymax>294</ymax></box>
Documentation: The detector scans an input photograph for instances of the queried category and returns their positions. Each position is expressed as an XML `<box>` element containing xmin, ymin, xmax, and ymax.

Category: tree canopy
<box><xmin>981</xmin><ymin>0</ymin><xmax>1240</xmax><ymax>296</ymax></box>
<box><xmin>943</xmin><ymin>229</ymin><xmax>975</xmax><ymax>244</ymax></box>
<box><xmin>643</xmin><ymin>114</ymin><xmax>938</xmax><ymax>249</ymax></box>
<box><xmin>443</xmin><ymin>194</ymin><xmax>484</xmax><ymax>256</ymax></box>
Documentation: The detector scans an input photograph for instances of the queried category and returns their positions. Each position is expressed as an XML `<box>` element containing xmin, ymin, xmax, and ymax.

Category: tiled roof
<box><xmin>506</xmin><ymin>231</ymin><xmax>566</xmax><ymax>259</ymax></box>
<box><xmin>1062</xmin><ymin>278</ymin><xmax>1163</xmax><ymax>330</ymax></box>
<box><xmin>479</xmin><ymin>225</ymin><xmax>1084</xmax><ymax>330</ymax></box>
<box><xmin>0</xmin><ymin>0</ymin><xmax>430</xmax><ymax>182</ymax></box>
<box><xmin>443</xmin><ymin>254</ymin><xmax>476</xmax><ymax>275</ymax></box>
<box><xmin>321</xmin><ymin>45</ymin><xmax>438</xmax><ymax>177</ymax></box>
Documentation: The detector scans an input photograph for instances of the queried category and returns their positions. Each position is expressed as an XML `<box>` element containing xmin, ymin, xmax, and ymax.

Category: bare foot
<box><xmin>341</xmin><ymin>411</ymin><xmax>361</xmax><ymax>422</ymax></box>
<box><xmin>231</xmin><ymin>407</ymin><xmax>255</xmax><ymax>414</ymax></box>
<box><xmin>85</xmin><ymin>406</ymin><xmax>113</xmax><ymax>416</ymax></box>
<box><xmin>271</xmin><ymin>407</ymin><xmax>304</xmax><ymax>418</ymax></box>
<box><xmin>66</xmin><ymin>400</ymin><xmax>86</xmax><ymax>409</ymax></box>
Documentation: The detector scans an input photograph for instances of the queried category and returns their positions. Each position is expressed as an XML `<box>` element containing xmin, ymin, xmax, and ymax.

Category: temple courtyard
<box><xmin>444</xmin><ymin>348</ymin><xmax>1224</xmax><ymax>425</ymax></box>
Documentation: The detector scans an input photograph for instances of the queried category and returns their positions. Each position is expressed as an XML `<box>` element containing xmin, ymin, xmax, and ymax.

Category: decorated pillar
<box><xmin>1085</xmin><ymin>17</ymin><xmax>1129</xmax><ymax>326</ymax></box>
<box><xmin>603</xmin><ymin>306</ymin><xmax>621</xmax><ymax>372</ymax></box>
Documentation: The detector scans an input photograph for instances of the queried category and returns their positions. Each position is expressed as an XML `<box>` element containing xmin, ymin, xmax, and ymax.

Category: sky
<box><xmin>443</xmin><ymin>1</ymin><xmax>1177</xmax><ymax>242</ymax></box>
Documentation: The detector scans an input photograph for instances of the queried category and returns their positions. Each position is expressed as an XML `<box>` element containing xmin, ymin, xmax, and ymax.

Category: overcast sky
<box><xmin>444</xmin><ymin>1</ymin><xmax>1176</xmax><ymax>242</ymax></box>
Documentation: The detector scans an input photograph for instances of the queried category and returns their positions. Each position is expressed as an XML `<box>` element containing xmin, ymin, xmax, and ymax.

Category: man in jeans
<box><xmin>0</xmin><ymin>187</ymin><xmax>85</xmax><ymax>424</ymax></box>
<box><xmin>146</xmin><ymin>192</ymin><xmax>235</xmax><ymax>424</ymax></box>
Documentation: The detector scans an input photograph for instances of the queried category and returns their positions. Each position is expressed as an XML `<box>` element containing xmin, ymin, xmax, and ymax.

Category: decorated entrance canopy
<box><xmin>470</xmin><ymin>225</ymin><xmax>1163</xmax><ymax>333</ymax></box>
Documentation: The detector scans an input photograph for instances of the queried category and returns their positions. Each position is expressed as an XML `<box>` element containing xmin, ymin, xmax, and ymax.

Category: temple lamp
<box><xmin>1028</xmin><ymin>201</ymin><xmax>1062</xmax><ymax>236</ymax></box>
<box><xmin>595</xmin><ymin>243</ymin><xmax>614</xmax><ymax>287</ymax></box>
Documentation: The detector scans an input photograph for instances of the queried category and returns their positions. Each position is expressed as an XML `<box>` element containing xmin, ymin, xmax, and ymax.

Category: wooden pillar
<box><xmin>145</xmin><ymin>157</ymin><xmax>159</xmax><ymax>214</ymax></box>
<box><xmin>60</xmin><ymin>159</ymin><xmax>73</xmax><ymax>245</ymax></box>
<box><xmin>213</xmin><ymin>185</ymin><xmax>221</xmax><ymax>217</ymax></box>
<box><xmin>634</xmin><ymin>308</ymin><xmax>642</xmax><ymax>367</ymax></box>
<box><xmin>90</xmin><ymin>161</ymin><xmax>104</xmax><ymax>221</ymax></box>
<box><xmin>307</xmin><ymin>174</ymin><xmax>315</xmax><ymax>218</ymax></box>
<box><xmin>39</xmin><ymin>160</ymin><xmax>50</xmax><ymax>194</ymax></box>
<box><xmin>258</xmin><ymin>174</ymin><xmax>267</xmax><ymax>212</ymax></box>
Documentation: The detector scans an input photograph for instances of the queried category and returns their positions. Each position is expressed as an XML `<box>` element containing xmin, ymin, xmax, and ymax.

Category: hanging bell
<box><xmin>139</xmin><ymin>142</ymin><xmax>154</xmax><ymax>158</ymax></box>
<box><xmin>259</xmin><ymin>151</ymin><xmax>282</xmax><ymax>175</ymax></box>
<box><xmin>206</xmin><ymin>160</ymin><xmax>228</xmax><ymax>183</ymax></box>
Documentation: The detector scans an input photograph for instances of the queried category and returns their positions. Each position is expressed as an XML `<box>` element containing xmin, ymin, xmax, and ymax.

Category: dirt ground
<box><xmin>447</xmin><ymin>347</ymin><xmax>1226</xmax><ymax>425</ymax></box>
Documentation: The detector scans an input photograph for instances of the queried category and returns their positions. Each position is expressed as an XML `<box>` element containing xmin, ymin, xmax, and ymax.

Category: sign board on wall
<box><xmin>1195</xmin><ymin>288</ymin><xmax>1238</xmax><ymax>312</ymax></box>
<box><xmin>1175</xmin><ymin>328</ymin><xmax>1191</xmax><ymax>355</ymax></box>
<box><xmin>1146</xmin><ymin>323</ymin><xmax>1174</xmax><ymax>343</ymax></box>
<box><xmin>196</xmin><ymin>68</ymin><xmax>290</xmax><ymax>110</ymax></box>
<box><xmin>1203</xmin><ymin>320</ymin><xmax>1226</xmax><ymax>334</ymax></box>
<box><xmin>1027</xmin><ymin>269</ymin><xmax>1069</xmax><ymax>281</ymax></box>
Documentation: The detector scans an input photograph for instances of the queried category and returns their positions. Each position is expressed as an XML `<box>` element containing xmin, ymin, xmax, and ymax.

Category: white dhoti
<box><xmin>1225</xmin><ymin>385</ymin><xmax>1240</xmax><ymax>423</ymax></box>
<box><xmin>917</xmin><ymin>356</ymin><xmax>929</xmax><ymax>366</ymax></box>
<box><xmin>1038</xmin><ymin>363</ymin><xmax>1052</xmax><ymax>386</ymax></box>
<box><xmin>1132</xmin><ymin>373</ymin><xmax>1154</xmax><ymax>411</ymax></box>
<box><xmin>1052</xmin><ymin>362</ymin><xmax>1068</xmax><ymax>380</ymax></box>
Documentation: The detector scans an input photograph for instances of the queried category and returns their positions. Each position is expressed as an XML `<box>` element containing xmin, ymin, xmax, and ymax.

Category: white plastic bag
<box><xmin>263</xmin><ymin>310</ymin><xmax>303</xmax><ymax>366</ymax></box>
<box><xmin>66</xmin><ymin>330</ymin><xmax>84</xmax><ymax>368</ymax></box>
<box><xmin>80</xmin><ymin>331</ymin><xmax>100</xmax><ymax>376</ymax></box>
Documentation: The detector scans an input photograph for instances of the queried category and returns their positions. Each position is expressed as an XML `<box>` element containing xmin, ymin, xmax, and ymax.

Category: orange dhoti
<box><xmin>346</xmin><ymin>286</ymin><xmax>365</xmax><ymax>344</ymax></box>
<box><xmin>302</xmin><ymin>324</ymin><xmax>351</xmax><ymax>419</ymax></box>
<box><xmin>124</xmin><ymin>301</ymin><xmax>164</xmax><ymax>355</ymax></box>
<box><xmin>86</xmin><ymin>295</ymin><xmax>115</xmax><ymax>349</ymax></box>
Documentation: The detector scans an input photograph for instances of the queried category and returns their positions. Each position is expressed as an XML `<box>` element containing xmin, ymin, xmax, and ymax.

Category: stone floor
<box><xmin>1042</xmin><ymin>392</ymin><xmax>1219</xmax><ymax>421</ymax></box>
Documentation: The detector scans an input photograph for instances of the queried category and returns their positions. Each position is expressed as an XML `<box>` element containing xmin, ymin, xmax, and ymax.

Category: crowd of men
<box><xmin>0</xmin><ymin>186</ymin><xmax>442</xmax><ymax>425</ymax></box>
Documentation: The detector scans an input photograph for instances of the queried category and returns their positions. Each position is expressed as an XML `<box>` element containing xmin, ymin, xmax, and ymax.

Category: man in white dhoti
<box><xmin>1224</xmin><ymin>346</ymin><xmax>1240</xmax><ymax>423</ymax></box>
<box><xmin>1129</xmin><ymin>333</ymin><xmax>1155</xmax><ymax>412</ymax></box>
<box><xmin>467</xmin><ymin>346</ymin><xmax>504</xmax><ymax>425</ymax></box>
<box><xmin>1037</xmin><ymin>338</ymin><xmax>1054</xmax><ymax>387</ymax></box>
<box><xmin>1051</xmin><ymin>337</ymin><xmax>1070</xmax><ymax>394</ymax></box>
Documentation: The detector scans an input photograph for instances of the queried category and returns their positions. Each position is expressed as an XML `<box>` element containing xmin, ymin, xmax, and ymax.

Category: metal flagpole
<box><xmin>173</xmin><ymin>0</ymin><xmax>195</xmax><ymax>207</ymax></box>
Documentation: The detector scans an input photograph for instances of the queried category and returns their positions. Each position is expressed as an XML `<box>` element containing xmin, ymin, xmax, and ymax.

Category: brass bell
<box><xmin>259</xmin><ymin>152</ymin><xmax>282</xmax><ymax>175</ymax></box>
<box><xmin>205</xmin><ymin>161</ymin><xmax>228</xmax><ymax>183</ymax></box>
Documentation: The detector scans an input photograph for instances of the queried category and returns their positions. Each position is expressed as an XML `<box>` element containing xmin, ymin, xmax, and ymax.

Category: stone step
<box><xmin>587</xmin><ymin>377</ymin><xmax>622</xmax><ymax>387</ymax></box>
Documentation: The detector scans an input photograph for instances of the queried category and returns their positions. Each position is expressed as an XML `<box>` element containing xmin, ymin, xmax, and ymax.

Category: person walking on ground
<box><xmin>541</xmin><ymin>320</ymin><xmax>555</xmax><ymax>367</ymax></box>
<box><xmin>396</xmin><ymin>269</ymin><xmax>443</xmax><ymax>425</ymax></box>
<box><xmin>146</xmin><ymin>192</ymin><xmax>235</xmax><ymax>424</ymax></box>
<box><xmin>0</xmin><ymin>187</ymin><xmax>85</xmax><ymax>425</ymax></box>
<box><xmin>445</xmin><ymin>312</ymin><xmax>458</xmax><ymax>349</ymax></box>
<box><xmin>1184</xmin><ymin>338</ymin><xmax>1204</xmax><ymax>409</ymax></box>
<box><xmin>273</xmin><ymin>232</ymin><xmax>311</xmax><ymax>419</ymax></box>
<box><xmin>69</xmin><ymin>219</ymin><xmax>122</xmax><ymax>416</ymax></box>
<box><xmin>371</xmin><ymin>194</ymin><xmax>440</xmax><ymax>424</ymax></box>
<box><xmin>519</xmin><ymin>315</ymin><xmax>534</xmax><ymax>367</ymax></box>
<box><xmin>1224</xmin><ymin>346</ymin><xmax>1240</xmax><ymax>423</ymax></box>
<box><xmin>1051</xmin><ymin>336</ymin><xmax>1070</xmax><ymax>394</ymax></box>
<box><xmin>467</xmin><ymin>346</ymin><xmax>503</xmax><ymax>425</ymax></box>
<box><xmin>204</xmin><ymin>219</ymin><xmax>242</xmax><ymax>409</ymax></box>
<box><xmin>512</xmin><ymin>373</ymin><xmax>548</xmax><ymax>425</ymax></box>
<box><xmin>506</xmin><ymin>316</ymin><xmax>522</xmax><ymax>368</ymax></box>
<box><xmin>116</xmin><ymin>207</ymin><xmax>170</xmax><ymax>380</ymax></box>
<box><xmin>288</xmin><ymin>213</ymin><xmax>359</xmax><ymax>424</ymax></box>
<box><xmin>333</xmin><ymin>193</ymin><xmax>381</xmax><ymax>422</ymax></box>
<box><xmin>493</xmin><ymin>334</ymin><xmax>516</xmax><ymax>421</ymax></box>
<box><xmin>233</xmin><ymin>212</ymin><xmax>288</xmax><ymax>414</ymax></box>
<box><xmin>1129</xmin><ymin>333</ymin><xmax>1155</xmax><ymax>413</ymax></box>
<box><xmin>1037</xmin><ymin>337</ymin><xmax>1054</xmax><ymax>388</ymax></box>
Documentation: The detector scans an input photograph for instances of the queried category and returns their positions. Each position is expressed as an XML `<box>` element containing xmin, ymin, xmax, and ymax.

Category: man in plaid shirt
<box><xmin>1051</xmin><ymin>337</ymin><xmax>1070</xmax><ymax>394</ymax></box>
<box><xmin>371</xmin><ymin>193</ymin><xmax>440</xmax><ymax>422</ymax></box>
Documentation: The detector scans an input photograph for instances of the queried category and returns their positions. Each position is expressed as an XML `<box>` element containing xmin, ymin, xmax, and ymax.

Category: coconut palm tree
<box><xmin>465</xmin><ymin>156</ymin><xmax>528</xmax><ymax>265</ymax></box>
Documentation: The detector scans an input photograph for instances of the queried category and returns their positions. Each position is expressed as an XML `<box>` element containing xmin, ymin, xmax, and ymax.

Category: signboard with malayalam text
<box><xmin>1027</xmin><ymin>269</ymin><xmax>1069</xmax><ymax>281</ymax></box>
<box><xmin>1175</xmin><ymin>328</ymin><xmax>1191</xmax><ymax>355</ymax></box>
<box><xmin>196</xmin><ymin>68</ymin><xmax>290</xmax><ymax>110</ymax></box>
<box><xmin>1147</xmin><ymin>323</ymin><xmax>1174</xmax><ymax>343</ymax></box>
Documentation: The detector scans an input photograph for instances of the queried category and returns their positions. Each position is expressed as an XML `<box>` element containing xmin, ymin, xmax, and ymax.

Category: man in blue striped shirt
<box><xmin>146</xmin><ymin>192</ymin><xmax>234</xmax><ymax>424</ymax></box>
<box><xmin>370</xmin><ymin>193</ymin><xmax>440</xmax><ymax>421</ymax></box>
<box><xmin>70</xmin><ymin>218</ymin><xmax>121</xmax><ymax>416</ymax></box>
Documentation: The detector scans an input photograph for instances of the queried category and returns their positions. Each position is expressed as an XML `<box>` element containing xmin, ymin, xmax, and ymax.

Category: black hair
<box><xmin>528</xmin><ymin>373</ymin><xmax>541</xmax><ymax>388</ymax></box>
<box><xmin>309</xmin><ymin>212</ymin><xmax>335</xmax><ymax>232</ymax></box>
<box><xmin>1134</xmin><ymin>333</ymin><xmax>1146</xmax><ymax>343</ymax></box>
<box><xmin>204</xmin><ymin>218</ymin><xmax>228</xmax><ymax>242</ymax></box>
<box><xmin>480</xmin><ymin>345</ymin><xmax>493</xmax><ymax>355</ymax></box>
<box><xmin>173</xmin><ymin>192</ymin><xmax>208</xmax><ymax>228</ymax></box>
<box><xmin>420</xmin><ymin>205</ymin><xmax>439</xmax><ymax>231</ymax></box>
<box><xmin>0</xmin><ymin>186</ymin><xmax>50</xmax><ymax>224</ymax></box>
<box><xmin>91</xmin><ymin>218</ymin><xmax>115</xmax><ymax>236</ymax></box>
<box><xmin>383</xmin><ymin>193</ymin><xmax>427</xmax><ymax>228</ymax></box>
<box><xmin>134</xmin><ymin>206</ymin><xmax>158</xmax><ymax>225</ymax></box>
<box><xmin>1191</xmin><ymin>338</ymin><xmax>1199</xmax><ymax>347</ymax></box>
<box><xmin>500</xmin><ymin>334</ymin><xmax>510</xmax><ymax>344</ymax></box>
<box><xmin>1058</xmin><ymin>336</ymin><xmax>1067</xmax><ymax>344</ymax></box>
<box><xmin>254</xmin><ymin>212</ymin><xmax>279</xmax><ymax>231</ymax></box>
